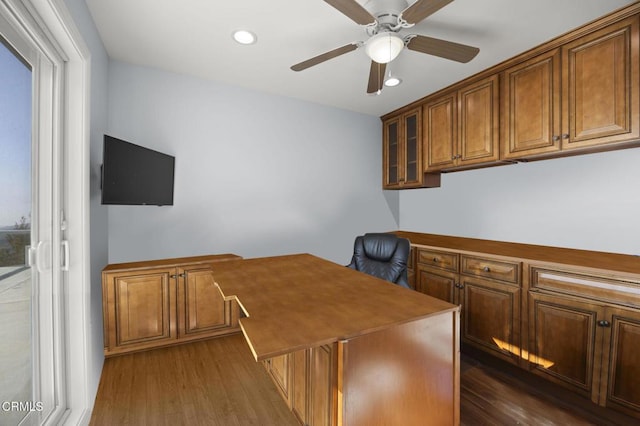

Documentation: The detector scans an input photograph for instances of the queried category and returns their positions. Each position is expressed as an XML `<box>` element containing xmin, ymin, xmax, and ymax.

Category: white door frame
<box><xmin>1</xmin><ymin>0</ymin><xmax>91</xmax><ymax>424</ymax></box>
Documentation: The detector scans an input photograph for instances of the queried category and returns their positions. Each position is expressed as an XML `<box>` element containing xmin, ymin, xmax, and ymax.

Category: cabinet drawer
<box><xmin>461</xmin><ymin>255</ymin><xmax>520</xmax><ymax>284</ymax></box>
<box><xmin>417</xmin><ymin>248</ymin><xmax>458</xmax><ymax>272</ymax></box>
<box><xmin>530</xmin><ymin>266</ymin><xmax>640</xmax><ymax>308</ymax></box>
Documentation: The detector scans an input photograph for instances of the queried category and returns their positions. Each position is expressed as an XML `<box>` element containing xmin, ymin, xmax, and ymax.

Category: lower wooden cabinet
<box><xmin>266</xmin><ymin>344</ymin><xmax>337</xmax><ymax>426</ymax></box>
<box><xmin>528</xmin><ymin>291</ymin><xmax>604</xmax><ymax>399</ymax></box>
<box><xmin>460</xmin><ymin>276</ymin><xmax>521</xmax><ymax>366</ymax></box>
<box><xmin>416</xmin><ymin>266</ymin><xmax>457</xmax><ymax>304</ymax></box>
<box><xmin>402</xmin><ymin>232</ymin><xmax>640</xmax><ymax>420</ymax></box>
<box><xmin>102</xmin><ymin>254</ymin><xmax>241</xmax><ymax>356</ymax></box>
<box><xmin>266</xmin><ymin>354</ymin><xmax>292</xmax><ymax>406</ymax></box>
<box><xmin>603</xmin><ymin>307</ymin><xmax>640</xmax><ymax>417</ymax></box>
<box><xmin>528</xmin><ymin>265</ymin><xmax>640</xmax><ymax>418</ymax></box>
<box><xmin>415</xmin><ymin>248</ymin><xmax>522</xmax><ymax>366</ymax></box>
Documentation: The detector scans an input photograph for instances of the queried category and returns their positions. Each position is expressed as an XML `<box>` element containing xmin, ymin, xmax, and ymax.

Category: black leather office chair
<box><xmin>347</xmin><ymin>233</ymin><xmax>411</xmax><ymax>288</ymax></box>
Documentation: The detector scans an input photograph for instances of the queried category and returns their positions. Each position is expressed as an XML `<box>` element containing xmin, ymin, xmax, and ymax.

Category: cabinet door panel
<box><xmin>181</xmin><ymin>267</ymin><xmax>229</xmax><ymax>336</ymax></box>
<box><xmin>502</xmin><ymin>50</ymin><xmax>561</xmax><ymax>158</ymax></box>
<box><xmin>269</xmin><ymin>354</ymin><xmax>291</xmax><ymax>407</ymax></box>
<box><xmin>458</xmin><ymin>75</ymin><xmax>499</xmax><ymax>165</ymax></box>
<box><xmin>383</xmin><ymin>118</ymin><xmax>401</xmax><ymax>187</ymax></box>
<box><xmin>113</xmin><ymin>270</ymin><xmax>175</xmax><ymax>346</ymax></box>
<box><xmin>416</xmin><ymin>267</ymin><xmax>456</xmax><ymax>304</ymax></box>
<box><xmin>528</xmin><ymin>292</ymin><xmax>604</xmax><ymax>400</ymax></box>
<box><xmin>403</xmin><ymin>109</ymin><xmax>422</xmax><ymax>186</ymax></box>
<box><xmin>291</xmin><ymin>349</ymin><xmax>308</xmax><ymax>425</ymax></box>
<box><xmin>563</xmin><ymin>16</ymin><xmax>639</xmax><ymax>148</ymax></box>
<box><xmin>425</xmin><ymin>92</ymin><xmax>457</xmax><ymax>170</ymax></box>
<box><xmin>602</xmin><ymin>307</ymin><xmax>640</xmax><ymax>416</ymax></box>
<box><xmin>461</xmin><ymin>278</ymin><xmax>520</xmax><ymax>365</ymax></box>
<box><xmin>309</xmin><ymin>345</ymin><xmax>335</xmax><ymax>426</ymax></box>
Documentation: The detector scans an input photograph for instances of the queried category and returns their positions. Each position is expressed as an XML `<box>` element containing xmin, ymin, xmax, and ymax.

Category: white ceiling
<box><xmin>86</xmin><ymin>0</ymin><xmax>636</xmax><ymax>117</ymax></box>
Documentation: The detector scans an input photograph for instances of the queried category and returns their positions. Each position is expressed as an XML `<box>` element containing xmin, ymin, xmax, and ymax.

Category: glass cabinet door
<box><xmin>403</xmin><ymin>110</ymin><xmax>421</xmax><ymax>186</ymax></box>
<box><xmin>384</xmin><ymin>118</ymin><xmax>401</xmax><ymax>187</ymax></box>
<box><xmin>383</xmin><ymin>107</ymin><xmax>423</xmax><ymax>189</ymax></box>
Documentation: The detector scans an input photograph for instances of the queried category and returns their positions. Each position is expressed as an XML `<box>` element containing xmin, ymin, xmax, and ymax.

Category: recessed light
<box><xmin>384</xmin><ymin>76</ymin><xmax>402</xmax><ymax>87</ymax></box>
<box><xmin>232</xmin><ymin>30</ymin><xmax>257</xmax><ymax>45</ymax></box>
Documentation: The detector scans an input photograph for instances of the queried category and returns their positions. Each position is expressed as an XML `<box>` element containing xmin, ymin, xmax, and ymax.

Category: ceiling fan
<box><xmin>291</xmin><ymin>0</ymin><xmax>480</xmax><ymax>94</ymax></box>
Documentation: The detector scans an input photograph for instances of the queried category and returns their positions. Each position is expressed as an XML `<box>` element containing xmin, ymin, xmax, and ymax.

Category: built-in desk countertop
<box><xmin>213</xmin><ymin>253</ymin><xmax>461</xmax><ymax>425</ymax></box>
<box><xmin>212</xmin><ymin>253</ymin><xmax>457</xmax><ymax>361</ymax></box>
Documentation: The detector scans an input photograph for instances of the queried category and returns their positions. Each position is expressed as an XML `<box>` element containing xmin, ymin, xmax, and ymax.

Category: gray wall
<box><xmin>106</xmin><ymin>61</ymin><xmax>399</xmax><ymax>264</ymax></box>
<box><xmin>400</xmin><ymin>148</ymin><xmax>640</xmax><ymax>256</ymax></box>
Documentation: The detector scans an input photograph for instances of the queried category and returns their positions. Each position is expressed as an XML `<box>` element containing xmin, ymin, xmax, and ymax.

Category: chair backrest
<box><xmin>347</xmin><ymin>233</ymin><xmax>411</xmax><ymax>288</ymax></box>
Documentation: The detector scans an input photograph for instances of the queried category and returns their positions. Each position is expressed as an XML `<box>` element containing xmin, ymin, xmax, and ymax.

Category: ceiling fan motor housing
<box><xmin>362</xmin><ymin>0</ymin><xmax>409</xmax><ymax>28</ymax></box>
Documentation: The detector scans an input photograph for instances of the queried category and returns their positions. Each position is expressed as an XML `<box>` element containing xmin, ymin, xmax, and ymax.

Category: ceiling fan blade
<box><xmin>324</xmin><ymin>0</ymin><xmax>376</xmax><ymax>25</ymax></box>
<box><xmin>401</xmin><ymin>0</ymin><xmax>454</xmax><ymax>25</ymax></box>
<box><xmin>407</xmin><ymin>35</ymin><xmax>479</xmax><ymax>63</ymax></box>
<box><xmin>367</xmin><ymin>61</ymin><xmax>386</xmax><ymax>94</ymax></box>
<box><xmin>291</xmin><ymin>43</ymin><xmax>359</xmax><ymax>71</ymax></box>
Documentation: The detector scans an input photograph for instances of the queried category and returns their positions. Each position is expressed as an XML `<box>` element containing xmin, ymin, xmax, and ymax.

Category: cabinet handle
<box><xmin>562</xmin><ymin>133</ymin><xmax>569</xmax><ymax>139</ymax></box>
<box><xmin>552</xmin><ymin>135</ymin><xmax>560</xmax><ymax>142</ymax></box>
<box><xmin>597</xmin><ymin>320</ymin><xmax>611</xmax><ymax>327</ymax></box>
<box><xmin>483</xmin><ymin>266</ymin><xmax>491</xmax><ymax>272</ymax></box>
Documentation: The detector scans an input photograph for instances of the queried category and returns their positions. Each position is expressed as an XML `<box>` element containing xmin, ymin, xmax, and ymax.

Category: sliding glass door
<box><xmin>0</xmin><ymin>7</ymin><xmax>64</xmax><ymax>425</ymax></box>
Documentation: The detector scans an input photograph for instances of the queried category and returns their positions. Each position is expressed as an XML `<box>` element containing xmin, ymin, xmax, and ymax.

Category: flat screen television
<box><xmin>101</xmin><ymin>135</ymin><xmax>175</xmax><ymax>206</ymax></box>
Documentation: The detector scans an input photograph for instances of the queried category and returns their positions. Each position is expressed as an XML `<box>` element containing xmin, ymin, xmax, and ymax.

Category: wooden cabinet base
<box><xmin>401</xmin><ymin>231</ymin><xmax>640</xmax><ymax>420</ymax></box>
<box><xmin>265</xmin><ymin>313</ymin><xmax>460</xmax><ymax>426</ymax></box>
<box><xmin>102</xmin><ymin>254</ymin><xmax>242</xmax><ymax>356</ymax></box>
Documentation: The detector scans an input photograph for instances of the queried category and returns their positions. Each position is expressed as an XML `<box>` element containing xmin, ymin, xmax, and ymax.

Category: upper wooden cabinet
<box><xmin>383</xmin><ymin>4</ymin><xmax>640</xmax><ymax>187</ymax></box>
<box><xmin>562</xmin><ymin>16</ymin><xmax>639</xmax><ymax>150</ymax></box>
<box><xmin>501</xmin><ymin>49</ymin><xmax>562</xmax><ymax>159</ymax></box>
<box><xmin>383</xmin><ymin>107</ymin><xmax>424</xmax><ymax>189</ymax></box>
<box><xmin>502</xmin><ymin>16</ymin><xmax>640</xmax><ymax>159</ymax></box>
<box><xmin>425</xmin><ymin>75</ymin><xmax>500</xmax><ymax>172</ymax></box>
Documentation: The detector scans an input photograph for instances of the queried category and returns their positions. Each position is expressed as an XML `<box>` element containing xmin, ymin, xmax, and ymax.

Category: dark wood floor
<box><xmin>90</xmin><ymin>334</ymin><xmax>636</xmax><ymax>425</ymax></box>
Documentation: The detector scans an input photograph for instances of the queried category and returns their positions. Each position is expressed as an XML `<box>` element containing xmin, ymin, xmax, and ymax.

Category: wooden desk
<box><xmin>213</xmin><ymin>253</ymin><xmax>460</xmax><ymax>426</ymax></box>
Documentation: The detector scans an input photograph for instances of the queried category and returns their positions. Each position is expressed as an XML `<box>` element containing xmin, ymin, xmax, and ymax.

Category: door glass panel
<box><xmin>405</xmin><ymin>114</ymin><xmax>417</xmax><ymax>182</ymax></box>
<box><xmin>0</xmin><ymin>38</ymin><xmax>32</xmax><ymax>426</ymax></box>
<box><xmin>387</xmin><ymin>121</ymin><xmax>398</xmax><ymax>184</ymax></box>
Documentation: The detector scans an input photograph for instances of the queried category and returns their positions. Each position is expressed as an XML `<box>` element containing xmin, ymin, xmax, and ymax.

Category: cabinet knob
<box><xmin>483</xmin><ymin>266</ymin><xmax>491</xmax><ymax>272</ymax></box>
<box><xmin>598</xmin><ymin>320</ymin><xmax>611</xmax><ymax>327</ymax></box>
<box><xmin>552</xmin><ymin>135</ymin><xmax>560</xmax><ymax>142</ymax></box>
<box><xmin>562</xmin><ymin>133</ymin><xmax>569</xmax><ymax>139</ymax></box>
<box><xmin>433</xmin><ymin>257</ymin><xmax>438</xmax><ymax>262</ymax></box>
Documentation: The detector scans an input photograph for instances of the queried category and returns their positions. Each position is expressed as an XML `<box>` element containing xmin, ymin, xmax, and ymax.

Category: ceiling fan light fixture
<box><xmin>232</xmin><ymin>29</ymin><xmax>257</xmax><ymax>45</ymax></box>
<box><xmin>384</xmin><ymin>75</ymin><xmax>402</xmax><ymax>87</ymax></box>
<box><xmin>365</xmin><ymin>32</ymin><xmax>404</xmax><ymax>64</ymax></box>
